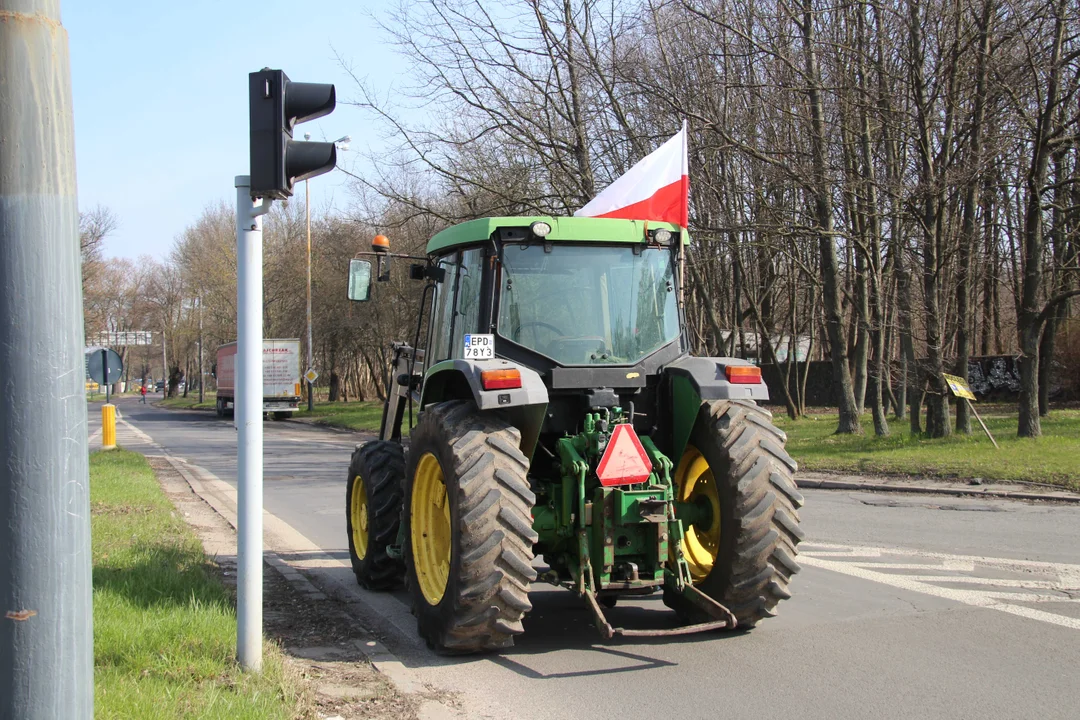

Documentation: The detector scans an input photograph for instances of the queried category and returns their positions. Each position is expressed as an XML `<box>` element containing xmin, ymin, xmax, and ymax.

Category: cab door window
<box><xmin>427</xmin><ymin>255</ymin><xmax>459</xmax><ymax>366</ymax></box>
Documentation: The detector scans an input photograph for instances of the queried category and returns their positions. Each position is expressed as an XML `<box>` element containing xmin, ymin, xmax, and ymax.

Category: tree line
<box><xmin>85</xmin><ymin>0</ymin><xmax>1079</xmax><ymax>439</ymax></box>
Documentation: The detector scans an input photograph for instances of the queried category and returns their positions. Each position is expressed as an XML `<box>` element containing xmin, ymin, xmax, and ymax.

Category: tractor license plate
<box><xmin>464</xmin><ymin>334</ymin><xmax>495</xmax><ymax>359</ymax></box>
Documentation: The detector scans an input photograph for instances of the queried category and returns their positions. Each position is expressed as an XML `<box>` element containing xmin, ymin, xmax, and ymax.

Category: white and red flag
<box><xmin>575</xmin><ymin>121</ymin><xmax>688</xmax><ymax>228</ymax></box>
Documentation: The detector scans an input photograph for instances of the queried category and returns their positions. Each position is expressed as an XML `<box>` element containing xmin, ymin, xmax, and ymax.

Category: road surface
<box><xmin>91</xmin><ymin>397</ymin><xmax>1080</xmax><ymax>719</ymax></box>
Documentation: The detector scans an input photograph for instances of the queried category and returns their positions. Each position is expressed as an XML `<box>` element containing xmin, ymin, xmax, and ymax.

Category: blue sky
<box><xmin>65</xmin><ymin>1</ymin><xmax>404</xmax><ymax>260</ymax></box>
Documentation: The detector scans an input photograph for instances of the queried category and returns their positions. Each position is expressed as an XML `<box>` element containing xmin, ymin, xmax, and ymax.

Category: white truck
<box><xmin>215</xmin><ymin>339</ymin><xmax>302</xmax><ymax>420</ymax></box>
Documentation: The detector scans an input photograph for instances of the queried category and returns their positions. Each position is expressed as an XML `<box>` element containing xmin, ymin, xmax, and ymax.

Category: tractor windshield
<box><xmin>497</xmin><ymin>243</ymin><xmax>680</xmax><ymax>365</ymax></box>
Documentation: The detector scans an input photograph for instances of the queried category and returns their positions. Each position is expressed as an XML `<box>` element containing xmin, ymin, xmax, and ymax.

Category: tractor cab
<box><xmin>350</xmin><ymin>217</ymin><xmax>689</xmax><ymax>438</ymax></box>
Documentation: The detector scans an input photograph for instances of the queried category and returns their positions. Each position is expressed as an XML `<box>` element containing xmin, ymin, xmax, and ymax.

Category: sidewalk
<box><xmin>797</xmin><ymin>470</ymin><xmax>1080</xmax><ymax>503</ymax></box>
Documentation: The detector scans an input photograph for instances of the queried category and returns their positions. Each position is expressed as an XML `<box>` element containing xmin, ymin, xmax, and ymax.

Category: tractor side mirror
<box><xmin>347</xmin><ymin>259</ymin><xmax>373</xmax><ymax>302</ymax></box>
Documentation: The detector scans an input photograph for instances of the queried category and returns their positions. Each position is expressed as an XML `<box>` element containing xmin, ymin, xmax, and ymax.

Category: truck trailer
<box><xmin>215</xmin><ymin>339</ymin><xmax>302</xmax><ymax>420</ymax></box>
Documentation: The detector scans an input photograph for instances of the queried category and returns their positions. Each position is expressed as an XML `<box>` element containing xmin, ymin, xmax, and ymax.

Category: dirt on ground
<box><xmin>149</xmin><ymin>456</ymin><xmax>418</xmax><ymax>720</ymax></box>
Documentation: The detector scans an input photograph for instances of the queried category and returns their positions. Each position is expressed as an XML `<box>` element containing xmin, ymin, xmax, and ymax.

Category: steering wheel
<box><xmin>513</xmin><ymin>321</ymin><xmax>565</xmax><ymax>342</ymax></box>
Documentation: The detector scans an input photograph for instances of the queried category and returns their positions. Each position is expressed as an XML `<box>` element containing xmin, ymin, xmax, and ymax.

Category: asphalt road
<box><xmin>93</xmin><ymin>397</ymin><xmax>1080</xmax><ymax>719</ymax></box>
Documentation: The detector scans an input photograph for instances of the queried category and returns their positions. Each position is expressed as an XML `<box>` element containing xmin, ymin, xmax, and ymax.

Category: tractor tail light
<box><xmin>725</xmin><ymin>365</ymin><xmax>762</xmax><ymax>384</ymax></box>
<box><xmin>481</xmin><ymin>368</ymin><xmax>521</xmax><ymax>390</ymax></box>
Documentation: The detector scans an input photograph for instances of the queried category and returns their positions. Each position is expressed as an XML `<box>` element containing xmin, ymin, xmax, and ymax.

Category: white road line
<box><xmin>903</xmin><ymin>576</ymin><xmax>1065</xmax><ymax>589</ymax></box>
<box><xmin>801</xmin><ymin>545</ymin><xmax>1080</xmax><ymax>631</ymax></box>
<box><xmin>830</xmin><ymin>560</ymin><xmax>977</xmax><ymax>572</ymax></box>
<box><xmin>803</xmin><ymin>542</ymin><xmax>1080</xmax><ymax>575</ymax></box>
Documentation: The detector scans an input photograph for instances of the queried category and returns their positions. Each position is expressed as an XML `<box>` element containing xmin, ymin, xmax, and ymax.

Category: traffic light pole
<box><xmin>242</xmin><ymin>69</ymin><xmax>335</xmax><ymax>669</ymax></box>
<box><xmin>1</xmin><ymin>2</ymin><xmax>93</xmax><ymax>717</ymax></box>
<box><xmin>234</xmin><ymin>176</ymin><xmax>271</xmax><ymax>671</ymax></box>
<box><xmin>306</xmin><ymin>178</ymin><xmax>314</xmax><ymax>411</ymax></box>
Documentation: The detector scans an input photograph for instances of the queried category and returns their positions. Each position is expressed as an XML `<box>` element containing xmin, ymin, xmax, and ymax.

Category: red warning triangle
<box><xmin>596</xmin><ymin>424</ymin><xmax>654</xmax><ymax>487</ymax></box>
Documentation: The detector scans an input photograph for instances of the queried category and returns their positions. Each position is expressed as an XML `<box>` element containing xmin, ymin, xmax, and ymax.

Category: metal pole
<box><xmin>306</xmin><ymin>178</ymin><xmax>314</xmax><ymax>411</ymax></box>
<box><xmin>161</xmin><ymin>328</ymin><xmax>167</xmax><ymax>394</ymax></box>
<box><xmin>0</xmin><ymin>1</ymin><xmax>93</xmax><ymax>717</ymax></box>
<box><xmin>198</xmin><ymin>297</ymin><xmax>204</xmax><ymax>404</ymax></box>
<box><xmin>235</xmin><ymin>175</ymin><xmax>270</xmax><ymax>671</ymax></box>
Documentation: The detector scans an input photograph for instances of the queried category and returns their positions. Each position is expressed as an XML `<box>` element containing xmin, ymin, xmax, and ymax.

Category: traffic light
<box><xmin>249</xmin><ymin>68</ymin><xmax>337</xmax><ymax>199</ymax></box>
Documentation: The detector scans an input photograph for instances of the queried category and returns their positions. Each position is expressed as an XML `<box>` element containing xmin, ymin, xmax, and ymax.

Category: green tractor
<box><xmin>345</xmin><ymin>216</ymin><xmax>803</xmax><ymax>653</ymax></box>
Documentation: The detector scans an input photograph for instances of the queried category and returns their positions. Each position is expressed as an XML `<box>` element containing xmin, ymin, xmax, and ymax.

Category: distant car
<box><xmin>155</xmin><ymin>381</ymin><xmax>165</xmax><ymax>392</ymax></box>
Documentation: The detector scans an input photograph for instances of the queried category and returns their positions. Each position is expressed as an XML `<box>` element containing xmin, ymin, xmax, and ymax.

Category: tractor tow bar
<box><xmin>582</xmin><ymin>583</ymin><xmax>737</xmax><ymax>639</ymax></box>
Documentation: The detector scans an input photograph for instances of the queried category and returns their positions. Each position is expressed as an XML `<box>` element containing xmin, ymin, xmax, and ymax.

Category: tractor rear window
<box><xmin>497</xmin><ymin>244</ymin><xmax>680</xmax><ymax>365</ymax></box>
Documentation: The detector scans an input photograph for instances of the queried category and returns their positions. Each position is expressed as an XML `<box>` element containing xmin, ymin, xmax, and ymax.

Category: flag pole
<box><xmin>678</xmin><ymin>119</ymin><xmax>688</xmax><ymax>313</ymax></box>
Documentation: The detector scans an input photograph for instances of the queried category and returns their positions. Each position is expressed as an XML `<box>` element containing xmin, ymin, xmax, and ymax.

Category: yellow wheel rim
<box><xmin>350</xmin><ymin>475</ymin><xmax>369</xmax><ymax>561</ymax></box>
<box><xmin>411</xmin><ymin>452</ymin><xmax>451</xmax><ymax>605</ymax></box>
<box><xmin>673</xmin><ymin>446</ymin><xmax>722</xmax><ymax>582</ymax></box>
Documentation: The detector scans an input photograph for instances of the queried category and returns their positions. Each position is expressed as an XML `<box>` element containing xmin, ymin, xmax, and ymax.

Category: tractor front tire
<box><xmin>404</xmin><ymin>400</ymin><xmax>537</xmax><ymax>654</ymax></box>
<box><xmin>347</xmin><ymin>441</ymin><xmax>406</xmax><ymax>591</ymax></box>
<box><xmin>666</xmin><ymin>399</ymin><xmax>804</xmax><ymax>628</ymax></box>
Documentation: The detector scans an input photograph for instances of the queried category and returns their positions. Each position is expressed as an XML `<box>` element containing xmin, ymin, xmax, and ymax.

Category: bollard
<box><xmin>101</xmin><ymin>404</ymin><xmax>116</xmax><ymax>450</ymax></box>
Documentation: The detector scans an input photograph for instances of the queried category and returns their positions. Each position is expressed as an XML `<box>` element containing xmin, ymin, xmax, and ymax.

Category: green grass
<box><xmin>296</xmin><ymin>400</ymin><xmax>385</xmax><ymax>432</ymax></box>
<box><xmin>156</xmin><ymin>393</ymin><xmax>385</xmax><ymax>433</ymax></box>
<box><xmin>158</xmin><ymin>392</ymin><xmax>217</xmax><ymax>411</ymax></box>
<box><xmin>772</xmin><ymin>408</ymin><xmax>1080</xmax><ymax>490</ymax></box>
<box><xmin>91</xmin><ymin>450</ymin><xmax>306</xmax><ymax>719</ymax></box>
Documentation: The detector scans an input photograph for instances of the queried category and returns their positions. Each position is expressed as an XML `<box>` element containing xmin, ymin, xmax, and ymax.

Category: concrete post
<box><xmin>0</xmin><ymin>1</ymin><xmax>93</xmax><ymax>717</ymax></box>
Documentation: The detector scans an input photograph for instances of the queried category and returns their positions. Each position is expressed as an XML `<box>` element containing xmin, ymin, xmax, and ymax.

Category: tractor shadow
<box><xmin>485</xmin><ymin>583</ymin><xmax>748</xmax><ymax>680</ymax></box>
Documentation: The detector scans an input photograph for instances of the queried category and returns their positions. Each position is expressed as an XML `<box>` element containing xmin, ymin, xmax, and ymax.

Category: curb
<box><xmin>154</xmin><ymin>402</ymin><xmax>370</xmax><ymax>437</ymax></box>
<box><xmin>796</xmin><ymin>477</ymin><xmax>1080</xmax><ymax>503</ymax></box>
<box><xmin>157</xmin><ymin>452</ymin><xmax>461</xmax><ymax>717</ymax></box>
<box><xmin>151</xmin><ymin>402</ymin><xmax>216</xmax><ymax>413</ymax></box>
<box><xmin>278</xmin><ymin>414</ymin><xmax>372</xmax><ymax>436</ymax></box>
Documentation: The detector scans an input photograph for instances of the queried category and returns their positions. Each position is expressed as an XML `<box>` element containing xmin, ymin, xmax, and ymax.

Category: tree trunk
<box><xmin>168</xmin><ymin>365</ymin><xmax>182</xmax><ymax>399</ymax></box>
<box><xmin>909</xmin><ymin>0</ymin><xmax>950</xmax><ymax>437</ymax></box>
<box><xmin>953</xmin><ymin>0</ymin><xmax>993</xmax><ymax>434</ymax></box>
<box><xmin>799</xmin><ymin>0</ymin><xmax>861</xmax><ymax>434</ymax></box>
<box><xmin>853</xmin><ymin>239</ymin><xmax>870</xmax><ymax>416</ymax></box>
<box><xmin>875</xmin><ymin>3</ymin><xmax>905</xmax><ymax>426</ymax></box>
<box><xmin>1017</xmin><ymin>0</ymin><xmax>1067</xmax><ymax>438</ymax></box>
<box><xmin>1038</xmin><ymin>314</ymin><xmax>1059</xmax><ymax>416</ymax></box>
<box><xmin>854</xmin><ymin>3</ymin><xmax>888</xmax><ymax>437</ymax></box>
<box><xmin>329</xmin><ymin>370</ymin><xmax>341</xmax><ymax>402</ymax></box>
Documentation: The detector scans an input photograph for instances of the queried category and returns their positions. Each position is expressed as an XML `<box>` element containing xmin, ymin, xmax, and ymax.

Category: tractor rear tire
<box><xmin>347</xmin><ymin>441</ymin><xmax>406</xmax><ymax>591</ymax></box>
<box><xmin>404</xmin><ymin>400</ymin><xmax>537</xmax><ymax>654</ymax></box>
<box><xmin>665</xmin><ymin>399</ymin><xmax>804</xmax><ymax>628</ymax></box>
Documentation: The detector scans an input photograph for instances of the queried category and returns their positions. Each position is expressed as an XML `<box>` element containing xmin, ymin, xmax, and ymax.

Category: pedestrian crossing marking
<box><xmin>801</xmin><ymin>542</ymin><xmax>1080</xmax><ymax>631</ymax></box>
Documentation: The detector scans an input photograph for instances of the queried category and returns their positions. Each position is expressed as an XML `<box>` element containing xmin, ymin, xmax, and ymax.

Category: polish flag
<box><xmin>575</xmin><ymin>121</ymin><xmax>688</xmax><ymax>228</ymax></box>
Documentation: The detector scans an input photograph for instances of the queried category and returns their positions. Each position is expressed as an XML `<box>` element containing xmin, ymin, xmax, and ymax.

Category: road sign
<box><xmin>89</xmin><ymin>330</ymin><xmax>154</xmax><ymax>346</ymax></box>
<box><xmin>305</xmin><ymin>369</ymin><xmax>318</xmax><ymax>383</ymax></box>
<box><xmin>943</xmin><ymin>373</ymin><xmax>976</xmax><ymax>401</ymax></box>
<box><xmin>85</xmin><ymin>348</ymin><xmax>123</xmax><ymax>385</ymax></box>
<box><xmin>942</xmin><ymin>373</ymin><xmax>998</xmax><ymax>449</ymax></box>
